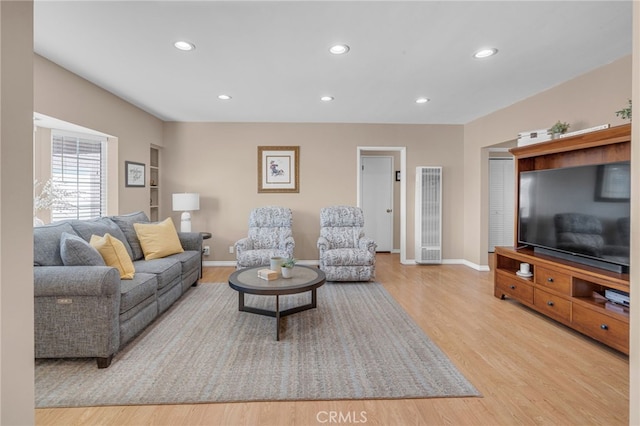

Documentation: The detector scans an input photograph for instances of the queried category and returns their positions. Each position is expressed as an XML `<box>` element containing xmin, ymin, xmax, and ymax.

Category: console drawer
<box><xmin>535</xmin><ymin>266</ymin><xmax>571</xmax><ymax>295</ymax></box>
<box><xmin>496</xmin><ymin>273</ymin><xmax>533</xmax><ymax>304</ymax></box>
<box><xmin>572</xmin><ymin>304</ymin><xmax>629</xmax><ymax>353</ymax></box>
<box><xmin>534</xmin><ymin>288</ymin><xmax>571</xmax><ymax>322</ymax></box>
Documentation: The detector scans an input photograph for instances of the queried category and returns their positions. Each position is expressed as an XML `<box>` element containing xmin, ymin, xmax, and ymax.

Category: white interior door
<box><xmin>361</xmin><ymin>156</ymin><xmax>393</xmax><ymax>252</ymax></box>
<box><xmin>489</xmin><ymin>158</ymin><xmax>515</xmax><ymax>251</ymax></box>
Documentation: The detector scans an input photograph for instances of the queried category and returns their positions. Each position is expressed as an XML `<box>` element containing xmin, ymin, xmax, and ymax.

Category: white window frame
<box><xmin>51</xmin><ymin>130</ymin><xmax>108</xmax><ymax>221</ymax></box>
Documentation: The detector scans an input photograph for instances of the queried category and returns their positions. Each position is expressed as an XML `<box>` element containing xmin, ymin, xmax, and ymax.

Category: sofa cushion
<box><xmin>133</xmin><ymin>257</ymin><xmax>181</xmax><ymax>290</ymax></box>
<box><xmin>134</xmin><ymin>218</ymin><xmax>184</xmax><ymax>260</ymax></box>
<box><xmin>321</xmin><ymin>248</ymin><xmax>375</xmax><ymax>266</ymax></box>
<box><xmin>69</xmin><ymin>217</ymin><xmax>134</xmax><ymax>260</ymax></box>
<box><xmin>119</xmin><ymin>272</ymin><xmax>157</xmax><ymax>317</ymax></box>
<box><xmin>60</xmin><ymin>232</ymin><xmax>105</xmax><ymax>266</ymax></box>
<box><xmin>111</xmin><ymin>211</ymin><xmax>149</xmax><ymax>261</ymax></box>
<box><xmin>165</xmin><ymin>250</ymin><xmax>200</xmax><ymax>277</ymax></box>
<box><xmin>90</xmin><ymin>233</ymin><xmax>135</xmax><ymax>279</ymax></box>
<box><xmin>34</xmin><ymin>222</ymin><xmax>78</xmax><ymax>266</ymax></box>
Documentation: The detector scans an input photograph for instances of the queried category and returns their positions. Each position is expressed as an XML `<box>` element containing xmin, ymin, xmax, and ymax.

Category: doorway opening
<box><xmin>357</xmin><ymin>146</ymin><xmax>407</xmax><ymax>264</ymax></box>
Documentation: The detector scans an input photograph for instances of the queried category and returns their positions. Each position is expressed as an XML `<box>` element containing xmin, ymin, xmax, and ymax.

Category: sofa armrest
<box><xmin>317</xmin><ymin>236</ymin><xmax>330</xmax><ymax>252</ymax></box>
<box><xmin>283</xmin><ymin>236</ymin><xmax>295</xmax><ymax>257</ymax></box>
<box><xmin>178</xmin><ymin>232</ymin><xmax>203</xmax><ymax>252</ymax></box>
<box><xmin>359</xmin><ymin>237</ymin><xmax>377</xmax><ymax>254</ymax></box>
<box><xmin>34</xmin><ymin>266</ymin><xmax>122</xmax><ymax>362</ymax></box>
<box><xmin>34</xmin><ymin>266</ymin><xmax>120</xmax><ymax>297</ymax></box>
<box><xmin>234</xmin><ymin>237</ymin><xmax>253</xmax><ymax>254</ymax></box>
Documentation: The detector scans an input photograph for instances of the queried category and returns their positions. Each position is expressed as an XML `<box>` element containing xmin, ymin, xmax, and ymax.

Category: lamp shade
<box><xmin>172</xmin><ymin>193</ymin><xmax>200</xmax><ymax>211</ymax></box>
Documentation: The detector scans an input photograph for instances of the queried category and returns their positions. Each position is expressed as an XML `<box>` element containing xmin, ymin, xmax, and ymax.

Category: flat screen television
<box><xmin>518</xmin><ymin>161</ymin><xmax>630</xmax><ymax>273</ymax></box>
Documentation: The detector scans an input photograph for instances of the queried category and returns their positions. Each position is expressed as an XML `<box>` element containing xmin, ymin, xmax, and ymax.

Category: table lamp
<box><xmin>172</xmin><ymin>193</ymin><xmax>200</xmax><ymax>232</ymax></box>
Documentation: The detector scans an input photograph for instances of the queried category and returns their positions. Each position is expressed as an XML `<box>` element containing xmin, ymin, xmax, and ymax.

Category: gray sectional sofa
<box><xmin>33</xmin><ymin>211</ymin><xmax>203</xmax><ymax>368</ymax></box>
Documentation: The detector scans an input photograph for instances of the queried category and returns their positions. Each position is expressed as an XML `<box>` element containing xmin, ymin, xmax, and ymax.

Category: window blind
<box><xmin>51</xmin><ymin>132</ymin><xmax>107</xmax><ymax>221</ymax></box>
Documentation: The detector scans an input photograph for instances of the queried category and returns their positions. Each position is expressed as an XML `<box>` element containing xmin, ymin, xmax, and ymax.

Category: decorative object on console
<box><xmin>516</xmin><ymin>128</ymin><xmax>551</xmax><ymax>146</ymax></box>
<box><xmin>125</xmin><ymin>161</ymin><xmax>145</xmax><ymax>187</ymax></box>
<box><xmin>558</xmin><ymin>124</ymin><xmax>610</xmax><ymax>139</ymax></box>
<box><xmin>615</xmin><ymin>99</ymin><xmax>631</xmax><ymax>121</ymax></box>
<box><xmin>257</xmin><ymin>146</ymin><xmax>299</xmax><ymax>193</ymax></box>
<box><xmin>549</xmin><ymin>120</ymin><xmax>570</xmax><ymax>138</ymax></box>
<box><xmin>172</xmin><ymin>192</ymin><xmax>200</xmax><ymax>232</ymax></box>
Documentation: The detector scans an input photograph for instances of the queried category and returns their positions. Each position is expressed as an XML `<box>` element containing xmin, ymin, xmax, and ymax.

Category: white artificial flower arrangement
<box><xmin>34</xmin><ymin>178</ymin><xmax>74</xmax><ymax>214</ymax></box>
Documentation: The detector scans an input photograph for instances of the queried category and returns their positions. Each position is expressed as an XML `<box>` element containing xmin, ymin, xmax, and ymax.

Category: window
<box><xmin>51</xmin><ymin>132</ymin><xmax>107</xmax><ymax>221</ymax></box>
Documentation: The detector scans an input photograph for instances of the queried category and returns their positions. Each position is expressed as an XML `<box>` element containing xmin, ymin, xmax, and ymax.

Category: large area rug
<box><xmin>35</xmin><ymin>282</ymin><xmax>480</xmax><ymax>407</ymax></box>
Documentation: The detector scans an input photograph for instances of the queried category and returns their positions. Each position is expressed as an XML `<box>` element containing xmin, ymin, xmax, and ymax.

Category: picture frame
<box><xmin>125</xmin><ymin>161</ymin><xmax>146</xmax><ymax>187</ymax></box>
<box><xmin>258</xmin><ymin>146</ymin><xmax>299</xmax><ymax>193</ymax></box>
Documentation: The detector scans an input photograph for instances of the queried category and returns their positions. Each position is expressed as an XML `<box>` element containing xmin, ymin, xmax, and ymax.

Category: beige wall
<box><xmin>33</xmin><ymin>55</ymin><xmax>164</xmax><ymax>216</ymax></box>
<box><xmin>464</xmin><ymin>55</ymin><xmax>633</xmax><ymax>267</ymax></box>
<box><xmin>162</xmin><ymin>122</ymin><xmax>464</xmax><ymax>262</ymax></box>
<box><xmin>0</xmin><ymin>1</ymin><xmax>35</xmax><ymax>423</ymax></box>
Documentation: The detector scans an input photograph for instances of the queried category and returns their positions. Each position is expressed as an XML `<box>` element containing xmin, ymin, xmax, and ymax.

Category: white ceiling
<box><xmin>34</xmin><ymin>1</ymin><xmax>633</xmax><ymax>125</ymax></box>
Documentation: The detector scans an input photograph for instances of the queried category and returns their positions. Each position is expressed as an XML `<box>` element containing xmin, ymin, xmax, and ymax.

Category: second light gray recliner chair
<box><xmin>317</xmin><ymin>205</ymin><xmax>376</xmax><ymax>281</ymax></box>
<box><xmin>235</xmin><ymin>206</ymin><xmax>295</xmax><ymax>269</ymax></box>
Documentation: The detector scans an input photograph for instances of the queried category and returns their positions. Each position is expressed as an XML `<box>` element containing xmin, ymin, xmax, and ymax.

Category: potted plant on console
<box><xmin>549</xmin><ymin>120</ymin><xmax>570</xmax><ymax>138</ymax></box>
<box><xmin>281</xmin><ymin>258</ymin><xmax>296</xmax><ymax>278</ymax></box>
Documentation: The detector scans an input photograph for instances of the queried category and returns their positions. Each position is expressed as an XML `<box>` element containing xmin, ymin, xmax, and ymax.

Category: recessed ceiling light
<box><xmin>415</xmin><ymin>97</ymin><xmax>430</xmax><ymax>104</ymax></box>
<box><xmin>329</xmin><ymin>44</ymin><xmax>350</xmax><ymax>55</ymax></box>
<box><xmin>473</xmin><ymin>48</ymin><xmax>498</xmax><ymax>59</ymax></box>
<box><xmin>174</xmin><ymin>41</ymin><xmax>195</xmax><ymax>51</ymax></box>
<box><xmin>218</xmin><ymin>94</ymin><xmax>232</xmax><ymax>100</ymax></box>
<box><xmin>321</xmin><ymin>96</ymin><xmax>334</xmax><ymax>102</ymax></box>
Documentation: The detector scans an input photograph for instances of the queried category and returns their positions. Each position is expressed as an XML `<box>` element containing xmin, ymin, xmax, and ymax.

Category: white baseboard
<box><xmin>204</xmin><ymin>259</ymin><xmax>490</xmax><ymax>271</ymax></box>
<box><xmin>405</xmin><ymin>258</ymin><xmax>490</xmax><ymax>271</ymax></box>
<box><xmin>203</xmin><ymin>260</ymin><xmax>236</xmax><ymax>267</ymax></box>
<box><xmin>203</xmin><ymin>260</ymin><xmax>320</xmax><ymax>268</ymax></box>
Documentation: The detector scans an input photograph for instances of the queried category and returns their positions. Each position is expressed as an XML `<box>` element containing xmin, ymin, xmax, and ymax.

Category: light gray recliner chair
<box><xmin>235</xmin><ymin>206</ymin><xmax>295</xmax><ymax>269</ymax></box>
<box><xmin>317</xmin><ymin>205</ymin><xmax>376</xmax><ymax>282</ymax></box>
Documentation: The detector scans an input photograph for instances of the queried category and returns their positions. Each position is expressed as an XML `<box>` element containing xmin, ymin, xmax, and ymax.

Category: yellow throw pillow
<box><xmin>90</xmin><ymin>233</ymin><xmax>135</xmax><ymax>279</ymax></box>
<box><xmin>133</xmin><ymin>218</ymin><xmax>184</xmax><ymax>260</ymax></box>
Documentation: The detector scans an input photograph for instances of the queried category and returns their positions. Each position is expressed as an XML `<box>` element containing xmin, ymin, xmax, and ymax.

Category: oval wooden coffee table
<box><xmin>228</xmin><ymin>265</ymin><xmax>326</xmax><ymax>340</ymax></box>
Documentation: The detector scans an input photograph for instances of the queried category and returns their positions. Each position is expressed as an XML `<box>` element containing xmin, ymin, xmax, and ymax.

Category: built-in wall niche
<box><xmin>150</xmin><ymin>145</ymin><xmax>160</xmax><ymax>221</ymax></box>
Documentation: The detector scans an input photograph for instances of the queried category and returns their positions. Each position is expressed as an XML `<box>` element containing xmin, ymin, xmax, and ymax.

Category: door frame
<box><xmin>357</xmin><ymin>146</ymin><xmax>407</xmax><ymax>264</ymax></box>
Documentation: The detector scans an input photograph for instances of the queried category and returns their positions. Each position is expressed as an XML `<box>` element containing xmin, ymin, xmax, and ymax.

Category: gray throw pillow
<box><xmin>60</xmin><ymin>232</ymin><xmax>105</xmax><ymax>266</ymax></box>
<box><xmin>111</xmin><ymin>211</ymin><xmax>150</xmax><ymax>261</ymax></box>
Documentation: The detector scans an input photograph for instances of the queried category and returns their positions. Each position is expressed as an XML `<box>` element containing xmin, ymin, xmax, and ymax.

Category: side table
<box><xmin>200</xmin><ymin>232</ymin><xmax>212</xmax><ymax>278</ymax></box>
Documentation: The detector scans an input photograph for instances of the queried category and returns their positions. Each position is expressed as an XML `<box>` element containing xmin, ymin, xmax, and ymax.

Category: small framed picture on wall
<box><xmin>125</xmin><ymin>161</ymin><xmax>146</xmax><ymax>187</ymax></box>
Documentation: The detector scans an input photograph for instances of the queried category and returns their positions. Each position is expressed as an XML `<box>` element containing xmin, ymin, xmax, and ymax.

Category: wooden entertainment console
<box><xmin>494</xmin><ymin>124</ymin><xmax>631</xmax><ymax>354</ymax></box>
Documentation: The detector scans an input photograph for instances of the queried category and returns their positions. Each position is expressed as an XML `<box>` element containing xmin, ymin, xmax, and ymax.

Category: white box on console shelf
<box><xmin>517</xmin><ymin>129</ymin><xmax>552</xmax><ymax>147</ymax></box>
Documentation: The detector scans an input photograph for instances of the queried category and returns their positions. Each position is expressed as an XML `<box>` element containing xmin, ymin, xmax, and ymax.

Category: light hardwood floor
<box><xmin>36</xmin><ymin>254</ymin><xmax>629</xmax><ymax>425</ymax></box>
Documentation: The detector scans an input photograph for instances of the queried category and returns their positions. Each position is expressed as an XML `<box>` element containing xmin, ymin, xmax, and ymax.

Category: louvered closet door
<box><xmin>489</xmin><ymin>158</ymin><xmax>515</xmax><ymax>251</ymax></box>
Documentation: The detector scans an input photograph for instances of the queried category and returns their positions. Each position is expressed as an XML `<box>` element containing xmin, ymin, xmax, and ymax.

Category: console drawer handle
<box><xmin>510</xmin><ymin>285</ymin><xmax>516</xmax><ymax>290</ymax></box>
<box><xmin>547</xmin><ymin>277</ymin><xmax>554</xmax><ymax>283</ymax></box>
<box><xmin>601</xmin><ymin>324</ymin><xmax>609</xmax><ymax>331</ymax></box>
<box><xmin>547</xmin><ymin>301</ymin><xmax>554</xmax><ymax>307</ymax></box>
